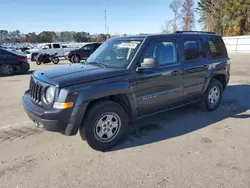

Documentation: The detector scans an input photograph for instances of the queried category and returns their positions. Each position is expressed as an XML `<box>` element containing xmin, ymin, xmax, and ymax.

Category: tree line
<box><xmin>0</xmin><ymin>30</ymin><xmax>111</xmax><ymax>44</ymax></box>
<box><xmin>197</xmin><ymin>0</ymin><xmax>250</xmax><ymax>36</ymax></box>
<box><xmin>162</xmin><ymin>0</ymin><xmax>250</xmax><ymax>36</ymax></box>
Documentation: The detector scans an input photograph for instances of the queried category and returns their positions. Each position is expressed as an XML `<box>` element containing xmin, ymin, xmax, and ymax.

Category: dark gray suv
<box><xmin>22</xmin><ymin>31</ymin><xmax>230</xmax><ymax>151</ymax></box>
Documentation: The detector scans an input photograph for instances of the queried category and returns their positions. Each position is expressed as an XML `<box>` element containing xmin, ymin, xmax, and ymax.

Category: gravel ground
<box><xmin>0</xmin><ymin>53</ymin><xmax>250</xmax><ymax>188</ymax></box>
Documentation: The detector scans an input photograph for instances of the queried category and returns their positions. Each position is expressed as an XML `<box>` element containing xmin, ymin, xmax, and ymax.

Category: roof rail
<box><xmin>175</xmin><ymin>31</ymin><xmax>216</xmax><ymax>34</ymax></box>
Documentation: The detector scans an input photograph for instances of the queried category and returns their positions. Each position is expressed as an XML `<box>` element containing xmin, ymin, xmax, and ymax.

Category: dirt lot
<box><xmin>0</xmin><ymin>54</ymin><xmax>250</xmax><ymax>188</ymax></box>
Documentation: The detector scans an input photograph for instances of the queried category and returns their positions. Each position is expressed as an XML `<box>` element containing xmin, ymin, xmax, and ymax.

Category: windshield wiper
<box><xmin>86</xmin><ymin>61</ymin><xmax>107</xmax><ymax>68</ymax></box>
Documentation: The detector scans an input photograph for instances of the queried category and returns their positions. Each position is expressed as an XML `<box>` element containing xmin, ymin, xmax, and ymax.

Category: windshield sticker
<box><xmin>119</xmin><ymin>43</ymin><xmax>138</xmax><ymax>49</ymax></box>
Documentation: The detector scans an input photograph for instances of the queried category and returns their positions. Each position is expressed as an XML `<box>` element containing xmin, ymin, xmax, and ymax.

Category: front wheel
<box><xmin>71</xmin><ymin>55</ymin><xmax>80</xmax><ymax>63</ymax></box>
<box><xmin>52</xmin><ymin>57</ymin><xmax>59</xmax><ymax>64</ymax></box>
<box><xmin>80</xmin><ymin>101</ymin><xmax>128</xmax><ymax>151</ymax></box>
<box><xmin>199</xmin><ymin>79</ymin><xmax>223</xmax><ymax>111</ymax></box>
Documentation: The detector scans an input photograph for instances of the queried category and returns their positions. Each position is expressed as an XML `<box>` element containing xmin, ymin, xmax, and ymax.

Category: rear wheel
<box><xmin>80</xmin><ymin>101</ymin><xmax>128</xmax><ymax>151</ymax></box>
<box><xmin>0</xmin><ymin>64</ymin><xmax>14</xmax><ymax>76</ymax></box>
<box><xmin>36</xmin><ymin>59</ymin><xmax>42</xmax><ymax>65</ymax></box>
<box><xmin>71</xmin><ymin>55</ymin><xmax>80</xmax><ymax>63</ymax></box>
<box><xmin>31</xmin><ymin>53</ymin><xmax>38</xmax><ymax>61</ymax></box>
<box><xmin>199</xmin><ymin>79</ymin><xmax>223</xmax><ymax>111</ymax></box>
<box><xmin>52</xmin><ymin>57</ymin><xmax>59</xmax><ymax>64</ymax></box>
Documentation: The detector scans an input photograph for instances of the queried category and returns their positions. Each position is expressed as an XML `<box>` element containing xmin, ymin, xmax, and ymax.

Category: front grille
<box><xmin>30</xmin><ymin>77</ymin><xmax>43</xmax><ymax>104</ymax></box>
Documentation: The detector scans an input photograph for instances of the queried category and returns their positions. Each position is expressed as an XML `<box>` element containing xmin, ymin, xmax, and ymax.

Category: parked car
<box><xmin>0</xmin><ymin>48</ymin><xmax>30</xmax><ymax>76</ymax></box>
<box><xmin>67</xmin><ymin>43</ymin><xmax>102</xmax><ymax>63</ymax></box>
<box><xmin>25</xmin><ymin>43</ymin><xmax>77</xmax><ymax>61</ymax></box>
<box><xmin>0</xmin><ymin>45</ymin><xmax>15</xmax><ymax>51</ymax></box>
<box><xmin>22</xmin><ymin>31</ymin><xmax>230</xmax><ymax>151</ymax></box>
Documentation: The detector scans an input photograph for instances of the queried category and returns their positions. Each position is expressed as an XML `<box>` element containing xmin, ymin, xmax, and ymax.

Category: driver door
<box><xmin>135</xmin><ymin>39</ymin><xmax>183</xmax><ymax>116</ymax></box>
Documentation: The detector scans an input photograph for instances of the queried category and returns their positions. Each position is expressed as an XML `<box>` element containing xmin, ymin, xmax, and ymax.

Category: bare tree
<box><xmin>170</xmin><ymin>0</ymin><xmax>182</xmax><ymax>32</ymax></box>
<box><xmin>182</xmin><ymin>0</ymin><xmax>195</xmax><ymax>31</ymax></box>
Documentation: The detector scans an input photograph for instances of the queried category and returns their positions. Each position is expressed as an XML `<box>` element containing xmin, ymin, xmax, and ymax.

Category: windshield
<box><xmin>86</xmin><ymin>39</ymin><xmax>142</xmax><ymax>68</ymax></box>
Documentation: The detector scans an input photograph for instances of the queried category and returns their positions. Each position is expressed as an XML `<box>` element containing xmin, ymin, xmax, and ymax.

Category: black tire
<box><xmin>31</xmin><ymin>53</ymin><xmax>38</xmax><ymax>61</ymax></box>
<box><xmin>199</xmin><ymin>79</ymin><xmax>223</xmax><ymax>111</ymax></box>
<box><xmin>0</xmin><ymin>64</ymin><xmax>14</xmax><ymax>76</ymax></box>
<box><xmin>36</xmin><ymin>59</ymin><xmax>42</xmax><ymax>65</ymax></box>
<box><xmin>80</xmin><ymin>101</ymin><xmax>128</xmax><ymax>151</ymax></box>
<box><xmin>52</xmin><ymin>57</ymin><xmax>59</xmax><ymax>64</ymax></box>
<box><xmin>71</xmin><ymin>55</ymin><xmax>80</xmax><ymax>63</ymax></box>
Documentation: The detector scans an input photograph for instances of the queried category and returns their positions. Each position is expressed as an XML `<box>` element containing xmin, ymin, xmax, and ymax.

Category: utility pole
<box><xmin>104</xmin><ymin>9</ymin><xmax>107</xmax><ymax>34</ymax></box>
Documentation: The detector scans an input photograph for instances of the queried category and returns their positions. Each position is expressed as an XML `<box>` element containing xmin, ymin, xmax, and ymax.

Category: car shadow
<box><xmin>109</xmin><ymin>84</ymin><xmax>250</xmax><ymax>152</ymax></box>
<box><xmin>19</xmin><ymin>70</ymin><xmax>34</xmax><ymax>75</ymax></box>
<box><xmin>0</xmin><ymin>70</ymin><xmax>34</xmax><ymax>77</ymax></box>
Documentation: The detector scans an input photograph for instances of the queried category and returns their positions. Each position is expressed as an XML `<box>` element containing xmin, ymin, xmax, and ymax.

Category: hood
<box><xmin>33</xmin><ymin>64</ymin><xmax>128</xmax><ymax>87</ymax></box>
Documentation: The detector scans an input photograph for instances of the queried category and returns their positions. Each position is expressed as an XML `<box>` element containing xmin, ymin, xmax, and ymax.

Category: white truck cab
<box><xmin>25</xmin><ymin>43</ymin><xmax>76</xmax><ymax>61</ymax></box>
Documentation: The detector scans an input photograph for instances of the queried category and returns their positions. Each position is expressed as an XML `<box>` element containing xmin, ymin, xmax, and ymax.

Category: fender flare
<box><xmin>64</xmin><ymin>82</ymin><xmax>137</xmax><ymax>136</ymax></box>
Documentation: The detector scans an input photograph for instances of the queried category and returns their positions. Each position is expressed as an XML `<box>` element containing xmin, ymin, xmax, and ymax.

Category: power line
<box><xmin>104</xmin><ymin>9</ymin><xmax>107</xmax><ymax>34</ymax></box>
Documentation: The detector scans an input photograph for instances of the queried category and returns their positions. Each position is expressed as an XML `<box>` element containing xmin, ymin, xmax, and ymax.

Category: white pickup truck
<box><xmin>25</xmin><ymin>43</ymin><xmax>77</xmax><ymax>61</ymax></box>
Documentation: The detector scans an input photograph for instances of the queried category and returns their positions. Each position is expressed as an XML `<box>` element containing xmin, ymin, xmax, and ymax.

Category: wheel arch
<box><xmin>203</xmin><ymin>73</ymin><xmax>227</xmax><ymax>92</ymax></box>
<box><xmin>78</xmin><ymin>93</ymin><xmax>134</xmax><ymax>140</ymax></box>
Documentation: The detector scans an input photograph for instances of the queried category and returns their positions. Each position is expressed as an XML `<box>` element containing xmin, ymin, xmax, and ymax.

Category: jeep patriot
<box><xmin>22</xmin><ymin>31</ymin><xmax>230</xmax><ymax>151</ymax></box>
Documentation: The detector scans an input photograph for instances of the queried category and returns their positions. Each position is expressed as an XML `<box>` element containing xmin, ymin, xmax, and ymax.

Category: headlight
<box><xmin>45</xmin><ymin>86</ymin><xmax>55</xmax><ymax>103</ymax></box>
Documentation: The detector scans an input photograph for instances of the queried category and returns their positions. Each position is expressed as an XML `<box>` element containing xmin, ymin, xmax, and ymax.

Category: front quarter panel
<box><xmin>61</xmin><ymin>76</ymin><xmax>138</xmax><ymax>135</ymax></box>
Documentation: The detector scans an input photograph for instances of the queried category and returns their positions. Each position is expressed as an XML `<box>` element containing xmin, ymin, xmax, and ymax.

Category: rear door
<box><xmin>181</xmin><ymin>37</ymin><xmax>208</xmax><ymax>100</ymax></box>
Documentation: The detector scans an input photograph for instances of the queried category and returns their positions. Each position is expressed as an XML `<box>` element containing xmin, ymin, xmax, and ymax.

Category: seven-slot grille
<box><xmin>29</xmin><ymin>77</ymin><xmax>43</xmax><ymax>103</ymax></box>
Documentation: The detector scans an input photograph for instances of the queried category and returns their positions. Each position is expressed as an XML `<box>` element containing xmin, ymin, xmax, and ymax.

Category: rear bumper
<box><xmin>22</xmin><ymin>91</ymin><xmax>88</xmax><ymax>135</ymax></box>
<box><xmin>15</xmin><ymin>62</ymin><xmax>30</xmax><ymax>73</ymax></box>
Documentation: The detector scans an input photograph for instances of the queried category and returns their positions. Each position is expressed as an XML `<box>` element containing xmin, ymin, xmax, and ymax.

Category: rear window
<box><xmin>183</xmin><ymin>39</ymin><xmax>205</xmax><ymax>61</ymax></box>
<box><xmin>0</xmin><ymin>49</ymin><xmax>10</xmax><ymax>55</ymax></box>
<box><xmin>0</xmin><ymin>49</ymin><xmax>22</xmax><ymax>56</ymax></box>
<box><xmin>207</xmin><ymin>36</ymin><xmax>227</xmax><ymax>58</ymax></box>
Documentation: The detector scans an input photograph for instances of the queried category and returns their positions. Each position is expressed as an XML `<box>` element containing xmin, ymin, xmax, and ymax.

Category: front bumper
<box><xmin>23</xmin><ymin>91</ymin><xmax>67</xmax><ymax>132</ymax></box>
<box><xmin>22</xmin><ymin>91</ymin><xmax>88</xmax><ymax>135</ymax></box>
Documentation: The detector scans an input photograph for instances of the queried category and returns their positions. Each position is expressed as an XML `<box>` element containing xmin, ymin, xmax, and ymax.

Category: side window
<box><xmin>183</xmin><ymin>40</ymin><xmax>203</xmax><ymax>60</ymax></box>
<box><xmin>94</xmin><ymin>43</ymin><xmax>101</xmax><ymax>49</ymax></box>
<box><xmin>83</xmin><ymin>44</ymin><xmax>94</xmax><ymax>51</ymax></box>
<box><xmin>208</xmin><ymin>36</ymin><xmax>226</xmax><ymax>58</ymax></box>
<box><xmin>143</xmin><ymin>41</ymin><xmax>177</xmax><ymax>65</ymax></box>
<box><xmin>53</xmin><ymin>44</ymin><xmax>61</xmax><ymax>49</ymax></box>
<box><xmin>44</xmin><ymin>44</ymin><xmax>52</xmax><ymax>49</ymax></box>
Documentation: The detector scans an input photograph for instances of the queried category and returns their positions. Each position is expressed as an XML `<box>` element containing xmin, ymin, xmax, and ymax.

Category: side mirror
<box><xmin>137</xmin><ymin>58</ymin><xmax>159</xmax><ymax>71</ymax></box>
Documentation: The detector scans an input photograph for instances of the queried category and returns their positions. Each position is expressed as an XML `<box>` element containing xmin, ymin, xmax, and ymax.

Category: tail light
<box><xmin>18</xmin><ymin>57</ymin><xmax>27</xmax><ymax>62</ymax></box>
